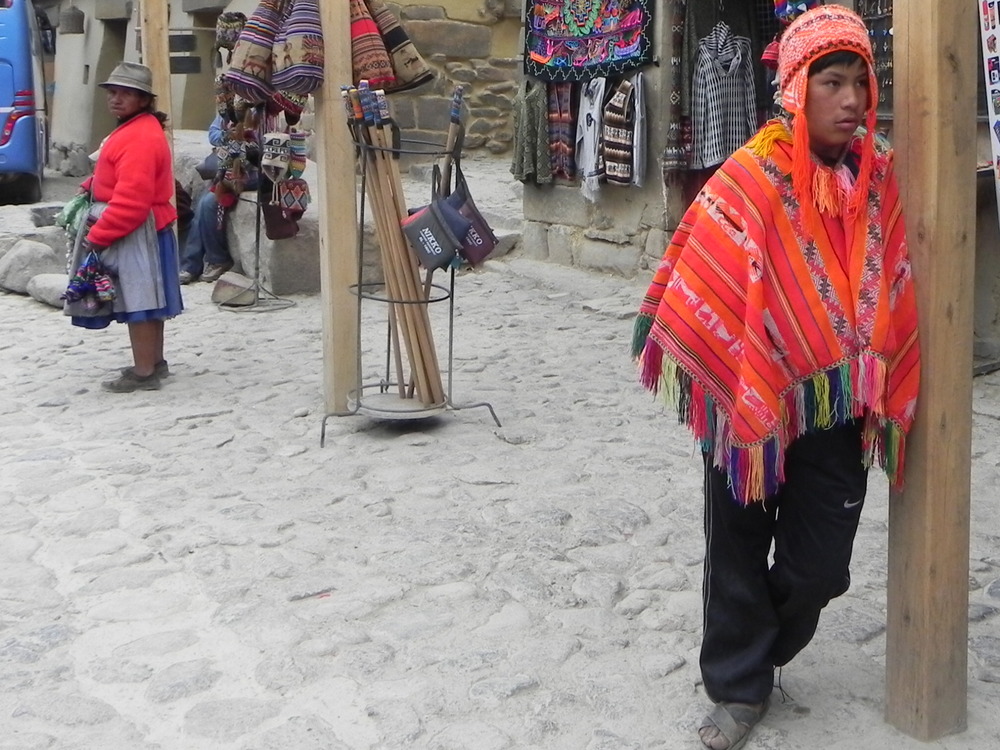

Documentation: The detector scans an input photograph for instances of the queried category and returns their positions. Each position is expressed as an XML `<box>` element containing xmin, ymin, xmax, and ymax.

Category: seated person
<box><xmin>180</xmin><ymin>115</ymin><xmax>257</xmax><ymax>284</ymax></box>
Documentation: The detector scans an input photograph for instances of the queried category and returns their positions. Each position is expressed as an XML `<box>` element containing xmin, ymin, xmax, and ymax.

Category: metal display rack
<box><xmin>320</xmin><ymin>129</ymin><xmax>500</xmax><ymax>443</ymax></box>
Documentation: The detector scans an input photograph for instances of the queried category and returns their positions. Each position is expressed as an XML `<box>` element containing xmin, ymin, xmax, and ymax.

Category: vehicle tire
<box><xmin>15</xmin><ymin>174</ymin><xmax>42</xmax><ymax>204</ymax></box>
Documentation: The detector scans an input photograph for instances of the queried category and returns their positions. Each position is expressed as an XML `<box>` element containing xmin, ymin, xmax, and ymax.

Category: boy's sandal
<box><xmin>698</xmin><ymin>698</ymin><xmax>769</xmax><ymax>750</ymax></box>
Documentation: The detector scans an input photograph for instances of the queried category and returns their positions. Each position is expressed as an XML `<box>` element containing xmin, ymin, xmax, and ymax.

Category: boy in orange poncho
<box><xmin>632</xmin><ymin>8</ymin><xmax>919</xmax><ymax>749</ymax></box>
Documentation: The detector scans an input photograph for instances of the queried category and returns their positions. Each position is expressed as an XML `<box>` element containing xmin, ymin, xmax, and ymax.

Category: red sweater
<box><xmin>86</xmin><ymin>113</ymin><xmax>177</xmax><ymax>248</ymax></box>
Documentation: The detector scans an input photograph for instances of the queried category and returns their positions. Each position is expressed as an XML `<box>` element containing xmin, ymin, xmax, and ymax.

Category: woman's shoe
<box><xmin>102</xmin><ymin>368</ymin><xmax>161</xmax><ymax>393</ymax></box>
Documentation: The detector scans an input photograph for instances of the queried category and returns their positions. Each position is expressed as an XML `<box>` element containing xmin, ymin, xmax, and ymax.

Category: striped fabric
<box><xmin>224</xmin><ymin>0</ymin><xmax>289</xmax><ymax>104</ymax></box>
<box><xmin>350</xmin><ymin>0</ymin><xmax>395</xmax><ymax>88</ymax></box>
<box><xmin>272</xmin><ymin>0</ymin><xmax>324</xmax><ymax>95</ymax></box>
<box><xmin>632</xmin><ymin>121</ymin><xmax>919</xmax><ymax>505</ymax></box>
<box><xmin>690</xmin><ymin>21</ymin><xmax>756</xmax><ymax>170</ymax></box>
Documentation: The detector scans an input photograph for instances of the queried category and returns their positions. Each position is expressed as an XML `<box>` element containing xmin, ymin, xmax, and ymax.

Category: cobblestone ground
<box><xmin>1</xmin><ymin>258</ymin><xmax>998</xmax><ymax>749</ymax></box>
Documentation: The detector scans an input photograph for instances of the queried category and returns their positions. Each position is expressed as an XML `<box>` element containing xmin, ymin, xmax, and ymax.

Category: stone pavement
<box><xmin>2</xmin><ymin>198</ymin><xmax>1000</xmax><ymax>747</ymax></box>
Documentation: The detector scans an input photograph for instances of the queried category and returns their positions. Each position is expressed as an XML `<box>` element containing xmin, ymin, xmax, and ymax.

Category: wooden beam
<box><xmin>886</xmin><ymin>0</ymin><xmax>976</xmax><ymax>739</ymax></box>
<box><xmin>138</xmin><ymin>0</ymin><xmax>173</xmax><ymax>147</ymax></box>
<box><xmin>316</xmin><ymin>1</ymin><xmax>359</xmax><ymax>412</ymax></box>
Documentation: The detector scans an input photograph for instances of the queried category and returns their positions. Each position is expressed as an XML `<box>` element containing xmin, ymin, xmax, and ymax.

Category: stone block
<box><xmin>415</xmin><ymin>97</ymin><xmax>457</xmax><ymax>132</ymax></box>
<box><xmin>0</xmin><ymin>239</ymin><xmax>64</xmax><ymax>294</ymax></box>
<box><xmin>523</xmin><ymin>185</ymin><xmax>592</xmax><ymax>228</ymax></box>
<box><xmin>26</xmin><ymin>273</ymin><xmax>68</xmax><ymax>309</ymax></box>
<box><xmin>519</xmin><ymin>221</ymin><xmax>548</xmax><ymax>261</ymax></box>
<box><xmin>407</xmin><ymin>20</ymin><xmax>493</xmax><ymax>60</ymax></box>
<box><xmin>643</xmin><ymin>227</ymin><xmax>668</xmax><ymax>271</ymax></box>
<box><xmin>400</xmin><ymin>5</ymin><xmax>447</xmax><ymax>20</ymax></box>
<box><xmin>576</xmin><ymin>236</ymin><xmax>642</xmax><ymax>277</ymax></box>
<box><xmin>547</xmin><ymin>224</ymin><xmax>576</xmax><ymax>266</ymax></box>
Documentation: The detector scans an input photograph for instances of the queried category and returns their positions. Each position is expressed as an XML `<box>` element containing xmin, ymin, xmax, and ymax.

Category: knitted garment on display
<box><xmin>223</xmin><ymin>0</ymin><xmax>289</xmax><ymax>104</ymax></box>
<box><xmin>632</xmin><ymin>123</ymin><xmax>919</xmax><ymax>505</ymax></box>
<box><xmin>510</xmin><ymin>80</ymin><xmax>553</xmax><ymax>184</ymax></box>
<box><xmin>350</xmin><ymin>0</ymin><xmax>395</xmax><ymax>88</ymax></box>
<box><xmin>547</xmin><ymin>82</ymin><xmax>576</xmax><ymax>179</ymax></box>
<box><xmin>524</xmin><ymin>0</ymin><xmax>653</xmax><ymax>83</ymax></box>
<box><xmin>602</xmin><ymin>78</ymin><xmax>635</xmax><ymax>185</ymax></box>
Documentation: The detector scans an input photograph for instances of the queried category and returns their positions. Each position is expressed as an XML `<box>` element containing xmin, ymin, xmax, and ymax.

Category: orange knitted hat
<box><xmin>777</xmin><ymin>5</ymin><xmax>878</xmax><ymax>219</ymax></box>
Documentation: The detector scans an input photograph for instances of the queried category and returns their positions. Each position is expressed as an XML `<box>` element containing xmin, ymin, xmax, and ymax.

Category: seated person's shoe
<box><xmin>179</xmin><ymin>270</ymin><xmax>197</xmax><ymax>285</ymax></box>
<box><xmin>201</xmin><ymin>262</ymin><xmax>233</xmax><ymax>283</ymax></box>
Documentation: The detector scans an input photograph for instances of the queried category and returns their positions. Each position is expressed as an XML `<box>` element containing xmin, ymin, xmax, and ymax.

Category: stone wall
<box><xmin>387</xmin><ymin>2</ymin><xmax>522</xmax><ymax>158</ymax></box>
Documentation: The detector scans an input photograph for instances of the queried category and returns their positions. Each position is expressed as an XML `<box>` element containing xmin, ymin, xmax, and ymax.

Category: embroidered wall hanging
<box><xmin>524</xmin><ymin>0</ymin><xmax>653</xmax><ymax>83</ymax></box>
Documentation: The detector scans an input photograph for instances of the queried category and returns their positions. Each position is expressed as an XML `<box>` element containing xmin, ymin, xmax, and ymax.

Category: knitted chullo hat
<box><xmin>777</xmin><ymin>5</ymin><xmax>878</xmax><ymax>221</ymax></box>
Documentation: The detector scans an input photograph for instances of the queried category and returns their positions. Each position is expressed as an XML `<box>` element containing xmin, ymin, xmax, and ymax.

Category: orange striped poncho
<box><xmin>633</xmin><ymin>120</ymin><xmax>919</xmax><ymax>505</ymax></box>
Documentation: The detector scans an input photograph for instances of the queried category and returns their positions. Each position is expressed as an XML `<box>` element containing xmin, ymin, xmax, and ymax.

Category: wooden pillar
<box><xmin>138</xmin><ymin>0</ymin><xmax>173</xmax><ymax>145</ymax></box>
<box><xmin>887</xmin><ymin>0</ymin><xmax>976</xmax><ymax>739</ymax></box>
<box><xmin>316</xmin><ymin>1</ymin><xmax>359</xmax><ymax>412</ymax></box>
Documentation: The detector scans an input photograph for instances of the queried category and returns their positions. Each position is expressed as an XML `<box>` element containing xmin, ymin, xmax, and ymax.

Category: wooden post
<box><xmin>138</xmin><ymin>0</ymin><xmax>173</xmax><ymax>146</ymax></box>
<box><xmin>316</xmin><ymin>1</ymin><xmax>359</xmax><ymax>412</ymax></box>
<box><xmin>886</xmin><ymin>0</ymin><xmax>976</xmax><ymax>739</ymax></box>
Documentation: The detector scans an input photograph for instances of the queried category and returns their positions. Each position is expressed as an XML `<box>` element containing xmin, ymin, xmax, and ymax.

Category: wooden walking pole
<box><xmin>316</xmin><ymin>1</ymin><xmax>359</xmax><ymax>413</ymax></box>
<box><xmin>886</xmin><ymin>0</ymin><xmax>976</xmax><ymax>739</ymax></box>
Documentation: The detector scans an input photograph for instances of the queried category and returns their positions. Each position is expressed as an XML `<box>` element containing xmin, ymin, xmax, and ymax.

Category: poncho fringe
<box><xmin>634</xmin><ymin>315</ymin><xmax>907</xmax><ymax>504</ymax></box>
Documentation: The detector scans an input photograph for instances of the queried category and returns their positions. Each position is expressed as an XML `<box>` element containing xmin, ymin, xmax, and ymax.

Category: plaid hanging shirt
<box><xmin>690</xmin><ymin>22</ymin><xmax>756</xmax><ymax>170</ymax></box>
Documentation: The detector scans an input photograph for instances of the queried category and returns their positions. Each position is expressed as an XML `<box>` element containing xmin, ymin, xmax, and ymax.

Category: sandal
<box><xmin>698</xmin><ymin>698</ymin><xmax>769</xmax><ymax>750</ymax></box>
<box><xmin>102</xmin><ymin>367</ymin><xmax>161</xmax><ymax>393</ymax></box>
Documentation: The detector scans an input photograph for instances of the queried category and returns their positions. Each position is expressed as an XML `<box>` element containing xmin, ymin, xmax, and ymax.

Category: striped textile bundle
<box><xmin>367</xmin><ymin>0</ymin><xmax>434</xmax><ymax>93</ymax></box>
<box><xmin>350</xmin><ymin>0</ymin><xmax>395</xmax><ymax>88</ymax></box>
<box><xmin>632</xmin><ymin>121</ymin><xmax>919</xmax><ymax>505</ymax></box>
<box><xmin>224</xmin><ymin>0</ymin><xmax>289</xmax><ymax>104</ymax></box>
<box><xmin>272</xmin><ymin>0</ymin><xmax>324</xmax><ymax>94</ymax></box>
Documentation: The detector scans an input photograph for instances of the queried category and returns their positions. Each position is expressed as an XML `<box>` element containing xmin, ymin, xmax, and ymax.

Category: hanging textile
<box><xmin>662</xmin><ymin>0</ymin><xmax>688</xmax><ymax>176</ymax></box>
<box><xmin>511</xmin><ymin>80</ymin><xmax>553</xmax><ymax>184</ymax></box>
<box><xmin>602</xmin><ymin>71</ymin><xmax>645</xmax><ymax>187</ymax></box>
<box><xmin>548</xmin><ymin>82</ymin><xmax>577</xmax><ymax>180</ymax></box>
<box><xmin>350</xmin><ymin>0</ymin><xmax>395</xmax><ymax>88</ymax></box>
<box><xmin>524</xmin><ymin>0</ymin><xmax>653</xmax><ymax>83</ymax></box>
<box><xmin>575</xmin><ymin>77</ymin><xmax>606</xmax><ymax>201</ymax></box>
<box><xmin>689</xmin><ymin>22</ymin><xmax>755</xmax><ymax>171</ymax></box>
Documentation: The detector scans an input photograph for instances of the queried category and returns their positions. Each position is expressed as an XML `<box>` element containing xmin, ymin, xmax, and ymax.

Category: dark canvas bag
<box><xmin>401</xmin><ymin>199</ymin><xmax>465</xmax><ymax>271</ymax></box>
<box><xmin>446</xmin><ymin>164</ymin><xmax>499</xmax><ymax>265</ymax></box>
<box><xmin>272</xmin><ymin>0</ymin><xmax>325</xmax><ymax>95</ymax></box>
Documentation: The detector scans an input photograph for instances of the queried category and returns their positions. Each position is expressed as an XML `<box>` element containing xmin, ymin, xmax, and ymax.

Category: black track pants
<box><xmin>700</xmin><ymin>421</ymin><xmax>869</xmax><ymax>704</ymax></box>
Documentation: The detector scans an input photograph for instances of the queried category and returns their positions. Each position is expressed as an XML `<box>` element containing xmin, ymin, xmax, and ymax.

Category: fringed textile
<box><xmin>633</xmin><ymin>129</ymin><xmax>919</xmax><ymax>505</ymax></box>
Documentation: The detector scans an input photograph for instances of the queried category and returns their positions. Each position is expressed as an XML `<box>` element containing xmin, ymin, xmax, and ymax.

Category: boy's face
<box><xmin>804</xmin><ymin>58</ymin><xmax>870</xmax><ymax>161</ymax></box>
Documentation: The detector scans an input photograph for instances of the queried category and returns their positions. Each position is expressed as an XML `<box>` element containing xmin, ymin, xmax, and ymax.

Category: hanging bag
<box><xmin>271</xmin><ymin>0</ymin><xmax>325</xmax><ymax>95</ymax></box>
<box><xmin>224</xmin><ymin>0</ymin><xmax>289</xmax><ymax>104</ymax></box>
<box><xmin>350</xmin><ymin>0</ymin><xmax>395</xmax><ymax>88</ymax></box>
<box><xmin>367</xmin><ymin>0</ymin><xmax>434</xmax><ymax>93</ymax></box>
<box><xmin>446</xmin><ymin>164</ymin><xmax>499</xmax><ymax>265</ymax></box>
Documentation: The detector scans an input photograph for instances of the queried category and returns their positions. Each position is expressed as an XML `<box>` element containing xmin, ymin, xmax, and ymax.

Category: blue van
<box><xmin>0</xmin><ymin>0</ymin><xmax>47</xmax><ymax>204</ymax></box>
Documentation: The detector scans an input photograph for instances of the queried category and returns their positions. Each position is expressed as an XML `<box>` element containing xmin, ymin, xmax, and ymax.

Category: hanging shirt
<box><xmin>690</xmin><ymin>22</ymin><xmax>756</xmax><ymax>170</ymax></box>
<box><xmin>576</xmin><ymin>77</ymin><xmax>607</xmax><ymax>202</ymax></box>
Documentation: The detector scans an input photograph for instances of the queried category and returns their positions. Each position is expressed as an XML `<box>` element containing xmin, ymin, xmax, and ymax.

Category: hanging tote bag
<box><xmin>446</xmin><ymin>164</ymin><xmax>499</xmax><ymax>265</ymax></box>
<box><xmin>271</xmin><ymin>0</ymin><xmax>325</xmax><ymax>95</ymax></box>
<box><xmin>224</xmin><ymin>0</ymin><xmax>289</xmax><ymax>104</ymax></box>
<box><xmin>350</xmin><ymin>0</ymin><xmax>395</xmax><ymax>88</ymax></box>
<box><xmin>367</xmin><ymin>0</ymin><xmax>434</xmax><ymax>93</ymax></box>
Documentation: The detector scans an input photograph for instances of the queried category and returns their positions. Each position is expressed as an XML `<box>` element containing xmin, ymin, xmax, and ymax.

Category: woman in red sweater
<box><xmin>67</xmin><ymin>61</ymin><xmax>183</xmax><ymax>392</ymax></box>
